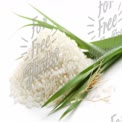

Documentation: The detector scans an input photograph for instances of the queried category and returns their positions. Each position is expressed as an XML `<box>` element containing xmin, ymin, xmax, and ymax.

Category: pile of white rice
<box><xmin>10</xmin><ymin>29</ymin><xmax>92</xmax><ymax>108</ymax></box>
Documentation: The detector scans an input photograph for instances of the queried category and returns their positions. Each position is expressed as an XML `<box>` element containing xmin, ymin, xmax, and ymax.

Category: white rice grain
<box><xmin>10</xmin><ymin>29</ymin><xmax>92</xmax><ymax>107</ymax></box>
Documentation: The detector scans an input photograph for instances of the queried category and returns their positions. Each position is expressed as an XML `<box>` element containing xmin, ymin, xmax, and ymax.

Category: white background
<box><xmin>0</xmin><ymin>0</ymin><xmax>122</xmax><ymax>122</ymax></box>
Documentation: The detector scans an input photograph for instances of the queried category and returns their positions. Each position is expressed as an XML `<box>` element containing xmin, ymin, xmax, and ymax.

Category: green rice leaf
<box><xmin>92</xmin><ymin>35</ymin><xmax>122</xmax><ymax>51</ymax></box>
<box><xmin>20</xmin><ymin>23</ymin><xmax>57</xmax><ymax>30</ymax></box>
<box><xmin>43</xmin><ymin>46</ymin><xmax>122</xmax><ymax>107</ymax></box>
<box><xmin>50</xmin><ymin>77</ymin><xmax>89</xmax><ymax>114</ymax></box>
<box><xmin>16</xmin><ymin>6</ymin><xmax>122</xmax><ymax>58</ymax></box>
<box><xmin>60</xmin><ymin>91</ymin><xmax>88</xmax><ymax>119</ymax></box>
<box><xmin>15</xmin><ymin>14</ymin><xmax>57</xmax><ymax>30</ymax></box>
